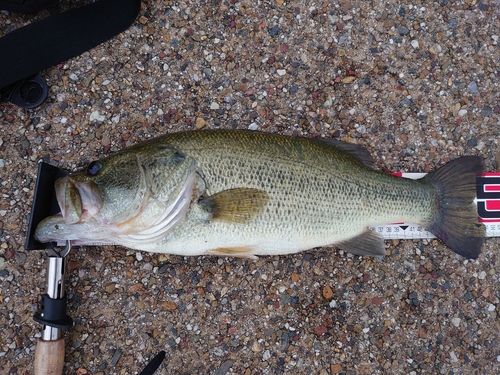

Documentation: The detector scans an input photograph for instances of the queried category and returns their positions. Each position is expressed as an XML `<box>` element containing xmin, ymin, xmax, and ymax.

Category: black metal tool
<box><xmin>26</xmin><ymin>162</ymin><xmax>69</xmax><ymax>251</ymax></box>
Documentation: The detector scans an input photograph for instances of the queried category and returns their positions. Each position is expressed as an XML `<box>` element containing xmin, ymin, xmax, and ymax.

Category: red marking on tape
<box><xmin>479</xmin><ymin>217</ymin><xmax>500</xmax><ymax>223</ymax></box>
<box><xmin>484</xmin><ymin>185</ymin><xmax>500</xmax><ymax>192</ymax></box>
<box><xmin>486</xmin><ymin>200</ymin><xmax>500</xmax><ymax>211</ymax></box>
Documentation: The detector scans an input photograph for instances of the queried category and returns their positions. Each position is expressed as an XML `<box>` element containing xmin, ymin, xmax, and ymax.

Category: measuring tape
<box><xmin>373</xmin><ymin>172</ymin><xmax>500</xmax><ymax>240</ymax></box>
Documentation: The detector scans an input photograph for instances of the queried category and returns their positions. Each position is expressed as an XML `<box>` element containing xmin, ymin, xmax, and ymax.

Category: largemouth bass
<box><xmin>35</xmin><ymin>130</ymin><xmax>485</xmax><ymax>259</ymax></box>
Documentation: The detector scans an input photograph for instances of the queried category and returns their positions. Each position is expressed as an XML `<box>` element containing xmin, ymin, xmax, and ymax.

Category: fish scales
<box><xmin>145</xmin><ymin>130</ymin><xmax>436</xmax><ymax>256</ymax></box>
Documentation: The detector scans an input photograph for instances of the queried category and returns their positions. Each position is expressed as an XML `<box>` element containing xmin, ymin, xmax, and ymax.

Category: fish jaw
<box><xmin>34</xmin><ymin>213</ymin><xmax>107</xmax><ymax>244</ymax></box>
<box><xmin>54</xmin><ymin>177</ymin><xmax>82</xmax><ymax>224</ymax></box>
<box><xmin>35</xmin><ymin>175</ymin><xmax>106</xmax><ymax>243</ymax></box>
<box><xmin>54</xmin><ymin>176</ymin><xmax>103</xmax><ymax>225</ymax></box>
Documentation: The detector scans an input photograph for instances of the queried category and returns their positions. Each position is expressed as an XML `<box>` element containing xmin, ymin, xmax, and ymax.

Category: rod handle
<box><xmin>34</xmin><ymin>337</ymin><xmax>65</xmax><ymax>375</ymax></box>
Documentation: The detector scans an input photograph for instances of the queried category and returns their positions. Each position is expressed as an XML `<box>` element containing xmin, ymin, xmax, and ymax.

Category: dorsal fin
<box><xmin>315</xmin><ymin>138</ymin><xmax>375</xmax><ymax>168</ymax></box>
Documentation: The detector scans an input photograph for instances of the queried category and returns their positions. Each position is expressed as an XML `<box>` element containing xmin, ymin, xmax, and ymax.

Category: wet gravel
<box><xmin>1</xmin><ymin>0</ymin><xmax>499</xmax><ymax>374</ymax></box>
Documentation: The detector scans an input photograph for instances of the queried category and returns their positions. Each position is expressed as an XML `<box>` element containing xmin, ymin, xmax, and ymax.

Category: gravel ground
<box><xmin>1</xmin><ymin>0</ymin><xmax>499</xmax><ymax>374</ymax></box>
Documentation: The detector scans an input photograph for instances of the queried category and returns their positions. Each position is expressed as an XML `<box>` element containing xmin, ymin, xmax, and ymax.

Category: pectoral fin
<box><xmin>336</xmin><ymin>230</ymin><xmax>386</xmax><ymax>257</ymax></box>
<box><xmin>207</xmin><ymin>246</ymin><xmax>258</xmax><ymax>260</ymax></box>
<box><xmin>199</xmin><ymin>188</ymin><xmax>269</xmax><ymax>224</ymax></box>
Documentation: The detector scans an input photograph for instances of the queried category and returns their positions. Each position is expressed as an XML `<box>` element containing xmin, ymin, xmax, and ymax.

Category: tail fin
<box><xmin>424</xmin><ymin>156</ymin><xmax>485</xmax><ymax>259</ymax></box>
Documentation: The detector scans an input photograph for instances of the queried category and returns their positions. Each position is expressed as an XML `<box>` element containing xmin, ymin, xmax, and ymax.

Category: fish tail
<box><xmin>424</xmin><ymin>156</ymin><xmax>485</xmax><ymax>259</ymax></box>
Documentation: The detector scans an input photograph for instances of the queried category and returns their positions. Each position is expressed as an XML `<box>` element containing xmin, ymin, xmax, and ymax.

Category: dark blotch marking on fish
<box><xmin>172</xmin><ymin>151</ymin><xmax>186</xmax><ymax>164</ymax></box>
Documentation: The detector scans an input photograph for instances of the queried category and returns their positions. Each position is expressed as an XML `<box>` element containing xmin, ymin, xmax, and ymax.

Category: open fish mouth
<box><xmin>55</xmin><ymin>176</ymin><xmax>104</xmax><ymax>224</ymax></box>
<box><xmin>34</xmin><ymin>176</ymin><xmax>105</xmax><ymax>244</ymax></box>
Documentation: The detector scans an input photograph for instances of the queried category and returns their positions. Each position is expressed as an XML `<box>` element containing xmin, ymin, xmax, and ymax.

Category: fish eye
<box><xmin>87</xmin><ymin>160</ymin><xmax>102</xmax><ymax>176</ymax></box>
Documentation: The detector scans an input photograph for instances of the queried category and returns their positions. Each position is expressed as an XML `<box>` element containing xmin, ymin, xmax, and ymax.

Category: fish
<box><xmin>35</xmin><ymin>129</ymin><xmax>485</xmax><ymax>259</ymax></box>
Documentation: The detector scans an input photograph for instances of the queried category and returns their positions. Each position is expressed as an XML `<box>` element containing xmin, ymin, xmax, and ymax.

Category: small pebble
<box><xmin>398</xmin><ymin>26</ymin><xmax>410</xmax><ymax>36</ymax></box>
<box><xmin>322</xmin><ymin>285</ymin><xmax>333</xmax><ymax>299</ymax></box>
<box><xmin>90</xmin><ymin>111</ymin><xmax>105</xmax><ymax>122</ymax></box>
<box><xmin>481</xmin><ymin>106</ymin><xmax>492</xmax><ymax>117</ymax></box>
<box><xmin>105</xmin><ymin>284</ymin><xmax>115</xmax><ymax>294</ymax></box>
<box><xmin>215</xmin><ymin>360</ymin><xmax>234</xmax><ymax>375</ymax></box>
<box><xmin>268</xmin><ymin>26</ymin><xmax>280</xmax><ymax>37</ymax></box>
<box><xmin>478</xmin><ymin>2</ymin><xmax>489</xmax><ymax>11</ymax></box>
<box><xmin>467</xmin><ymin>137</ymin><xmax>478</xmax><ymax>147</ymax></box>
<box><xmin>468</xmin><ymin>81</ymin><xmax>478</xmax><ymax>93</ymax></box>
<box><xmin>111</xmin><ymin>349</ymin><xmax>122</xmax><ymax>366</ymax></box>
<box><xmin>331</xmin><ymin>364</ymin><xmax>342</xmax><ymax>374</ymax></box>
<box><xmin>450</xmin><ymin>351</ymin><xmax>459</xmax><ymax>363</ymax></box>
<box><xmin>195</xmin><ymin>117</ymin><xmax>206</xmax><ymax>129</ymax></box>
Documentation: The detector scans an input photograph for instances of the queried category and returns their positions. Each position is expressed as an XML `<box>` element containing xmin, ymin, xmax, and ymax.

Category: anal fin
<box><xmin>336</xmin><ymin>230</ymin><xmax>386</xmax><ymax>257</ymax></box>
<box><xmin>207</xmin><ymin>246</ymin><xmax>258</xmax><ymax>260</ymax></box>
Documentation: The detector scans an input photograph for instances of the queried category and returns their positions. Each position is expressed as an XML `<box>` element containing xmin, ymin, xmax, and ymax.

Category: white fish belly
<box><xmin>150</xmin><ymin>204</ymin><xmax>385</xmax><ymax>256</ymax></box>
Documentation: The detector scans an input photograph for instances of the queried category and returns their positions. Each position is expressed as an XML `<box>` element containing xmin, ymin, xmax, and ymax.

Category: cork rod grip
<box><xmin>34</xmin><ymin>337</ymin><xmax>65</xmax><ymax>375</ymax></box>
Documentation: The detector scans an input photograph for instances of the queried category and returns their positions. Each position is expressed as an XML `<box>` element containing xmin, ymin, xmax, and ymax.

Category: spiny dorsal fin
<box><xmin>199</xmin><ymin>188</ymin><xmax>269</xmax><ymax>224</ymax></box>
<box><xmin>316</xmin><ymin>139</ymin><xmax>375</xmax><ymax>168</ymax></box>
<box><xmin>336</xmin><ymin>230</ymin><xmax>386</xmax><ymax>257</ymax></box>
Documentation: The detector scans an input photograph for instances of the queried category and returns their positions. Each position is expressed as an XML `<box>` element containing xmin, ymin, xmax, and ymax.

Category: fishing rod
<box><xmin>26</xmin><ymin>162</ymin><xmax>166</xmax><ymax>375</ymax></box>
